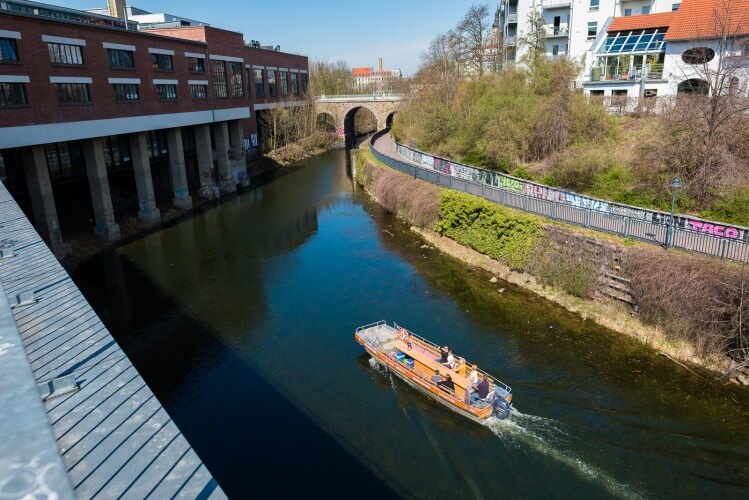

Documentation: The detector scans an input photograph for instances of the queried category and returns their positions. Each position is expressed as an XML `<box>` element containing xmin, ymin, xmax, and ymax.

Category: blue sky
<box><xmin>56</xmin><ymin>0</ymin><xmax>479</xmax><ymax>75</ymax></box>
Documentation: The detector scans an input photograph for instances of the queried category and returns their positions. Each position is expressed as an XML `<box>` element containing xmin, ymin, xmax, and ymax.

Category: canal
<box><xmin>74</xmin><ymin>147</ymin><xmax>749</xmax><ymax>498</ymax></box>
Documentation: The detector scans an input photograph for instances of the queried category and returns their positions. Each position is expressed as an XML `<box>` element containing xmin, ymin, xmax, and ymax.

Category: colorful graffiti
<box><xmin>395</xmin><ymin>143</ymin><xmax>748</xmax><ymax>242</ymax></box>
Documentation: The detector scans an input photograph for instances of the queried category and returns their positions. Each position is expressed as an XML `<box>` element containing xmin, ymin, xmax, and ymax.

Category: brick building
<box><xmin>0</xmin><ymin>0</ymin><xmax>309</xmax><ymax>257</ymax></box>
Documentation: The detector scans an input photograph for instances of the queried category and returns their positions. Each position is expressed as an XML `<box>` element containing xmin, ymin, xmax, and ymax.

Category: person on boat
<box><xmin>471</xmin><ymin>374</ymin><xmax>490</xmax><ymax>403</ymax></box>
<box><xmin>443</xmin><ymin>350</ymin><xmax>457</xmax><ymax>370</ymax></box>
<box><xmin>398</xmin><ymin>328</ymin><xmax>412</xmax><ymax>350</ymax></box>
<box><xmin>468</xmin><ymin>365</ymin><xmax>480</xmax><ymax>385</ymax></box>
<box><xmin>430</xmin><ymin>370</ymin><xmax>443</xmax><ymax>385</ymax></box>
<box><xmin>437</xmin><ymin>346</ymin><xmax>449</xmax><ymax>364</ymax></box>
<box><xmin>438</xmin><ymin>374</ymin><xmax>455</xmax><ymax>394</ymax></box>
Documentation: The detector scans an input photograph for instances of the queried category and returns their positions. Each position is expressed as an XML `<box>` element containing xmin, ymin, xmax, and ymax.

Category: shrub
<box><xmin>701</xmin><ymin>188</ymin><xmax>749</xmax><ymax>227</ymax></box>
<box><xmin>625</xmin><ymin>248</ymin><xmax>749</xmax><ymax>363</ymax></box>
<box><xmin>434</xmin><ymin>191</ymin><xmax>544</xmax><ymax>270</ymax></box>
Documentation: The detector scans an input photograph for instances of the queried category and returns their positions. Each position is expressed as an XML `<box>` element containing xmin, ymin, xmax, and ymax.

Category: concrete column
<box><xmin>228</xmin><ymin>119</ymin><xmax>249</xmax><ymax>187</ymax></box>
<box><xmin>129</xmin><ymin>132</ymin><xmax>161</xmax><ymax>225</ymax></box>
<box><xmin>214</xmin><ymin>121</ymin><xmax>236</xmax><ymax>194</ymax></box>
<box><xmin>194</xmin><ymin>124</ymin><xmax>216</xmax><ymax>199</ymax></box>
<box><xmin>82</xmin><ymin>138</ymin><xmax>121</xmax><ymax>241</ymax></box>
<box><xmin>166</xmin><ymin>127</ymin><xmax>193</xmax><ymax>209</ymax></box>
<box><xmin>21</xmin><ymin>145</ymin><xmax>71</xmax><ymax>258</ymax></box>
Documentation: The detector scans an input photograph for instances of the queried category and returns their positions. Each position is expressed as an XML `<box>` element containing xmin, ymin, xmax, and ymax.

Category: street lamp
<box><xmin>665</xmin><ymin>176</ymin><xmax>683</xmax><ymax>250</ymax></box>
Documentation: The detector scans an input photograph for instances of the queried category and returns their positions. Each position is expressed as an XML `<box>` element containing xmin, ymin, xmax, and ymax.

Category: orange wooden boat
<box><xmin>355</xmin><ymin>321</ymin><xmax>513</xmax><ymax>422</ymax></box>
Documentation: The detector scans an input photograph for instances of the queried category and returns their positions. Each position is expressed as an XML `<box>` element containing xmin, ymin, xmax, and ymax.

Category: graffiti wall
<box><xmin>396</xmin><ymin>143</ymin><xmax>748</xmax><ymax>243</ymax></box>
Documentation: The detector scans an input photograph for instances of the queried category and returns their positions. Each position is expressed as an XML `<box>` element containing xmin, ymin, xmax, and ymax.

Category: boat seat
<box><xmin>392</xmin><ymin>339</ymin><xmax>471</xmax><ymax>390</ymax></box>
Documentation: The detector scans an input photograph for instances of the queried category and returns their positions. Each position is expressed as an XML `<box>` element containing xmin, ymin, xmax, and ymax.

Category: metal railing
<box><xmin>316</xmin><ymin>93</ymin><xmax>403</xmax><ymax>102</ymax></box>
<box><xmin>369</xmin><ymin>130</ymin><xmax>748</xmax><ymax>262</ymax></box>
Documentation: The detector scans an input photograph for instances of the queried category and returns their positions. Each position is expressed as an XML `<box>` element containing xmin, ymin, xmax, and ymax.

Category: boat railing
<box><xmin>392</xmin><ymin>322</ymin><xmax>512</xmax><ymax>396</ymax></box>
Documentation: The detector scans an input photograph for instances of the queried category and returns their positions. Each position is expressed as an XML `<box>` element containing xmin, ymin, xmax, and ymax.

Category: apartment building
<box><xmin>0</xmin><ymin>0</ymin><xmax>308</xmax><ymax>257</ymax></box>
<box><xmin>495</xmin><ymin>0</ymin><xmax>748</xmax><ymax>102</ymax></box>
<box><xmin>495</xmin><ymin>0</ymin><xmax>680</xmax><ymax>76</ymax></box>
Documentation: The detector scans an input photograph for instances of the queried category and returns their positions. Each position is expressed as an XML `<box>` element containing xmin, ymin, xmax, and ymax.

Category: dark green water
<box><xmin>74</xmin><ymin>148</ymin><xmax>749</xmax><ymax>499</ymax></box>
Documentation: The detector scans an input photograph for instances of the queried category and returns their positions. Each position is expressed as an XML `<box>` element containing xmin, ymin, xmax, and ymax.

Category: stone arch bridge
<box><xmin>315</xmin><ymin>94</ymin><xmax>403</xmax><ymax>147</ymax></box>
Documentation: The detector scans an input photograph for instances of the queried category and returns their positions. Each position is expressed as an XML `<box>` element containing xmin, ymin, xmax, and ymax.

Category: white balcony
<box><xmin>505</xmin><ymin>36</ymin><xmax>517</xmax><ymax>46</ymax></box>
<box><xmin>546</xmin><ymin>25</ymin><xmax>569</xmax><ymax>37</ymax></box>
<box><xmin>541</xmin><ymin>0</ymin><xmax>572</xmax><ymax>8</ymax></box>
<box><xmin>506</xmin><ymin>13</ymin><xmax>518</xmax><ymax>23</ymax></box>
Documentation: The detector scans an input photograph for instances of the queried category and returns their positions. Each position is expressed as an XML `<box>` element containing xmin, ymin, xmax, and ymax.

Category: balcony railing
<box><xmin>589</xmin><ymin>63</ymin><xmax>664</xmax><ymax>82</ymax></box>
<box><xmin>541</xmin><ymin>0</ymin><xmax>572</xmax><ymax>8</ymax></box>
<box><xmin>546</xmin><ymin>25</ymin><xmax>569</xmax><ymax>37</ymax></box>
<box><xmin>505</xmin><ymin>36</ymin><xmax>517</xmax><ymax>46</ymax></box>
<box><xmin>506</xmin><ymin>13</ymin><xmax>518</xmax><ymax>23</ymax></box>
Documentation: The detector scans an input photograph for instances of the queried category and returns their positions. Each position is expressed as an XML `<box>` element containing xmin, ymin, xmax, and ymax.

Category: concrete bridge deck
<box><xmin>0</xmin><ymin>182</ymin><xmax>224</xmax><ymax>499</ymax></box>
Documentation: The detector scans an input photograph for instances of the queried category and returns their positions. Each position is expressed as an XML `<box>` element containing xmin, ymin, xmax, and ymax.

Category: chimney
<box><xmin>107</xmin><ymin>0</ymin><xmax>127</xmax><ymax>19</ymax></box>
<box><xmin>378</xmin><ymin>57</ymin><xmax>383</xmax><ymax>72</ymax></box>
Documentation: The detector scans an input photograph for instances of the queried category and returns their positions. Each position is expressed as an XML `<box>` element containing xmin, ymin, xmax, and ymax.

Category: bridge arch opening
<box><xmin>385</xmin><ymin>111</ymin><xmax>397</xmax><ymax>129</ymax></box>
<box><xmin>343</xmin><ymin>106</ymin><xmax>378</xmax><ymax>148</ymax></box>
<box><xmin>315</xmin><ymin>112</ymin><xmax>337</xmax><ymax>134</ymax></box>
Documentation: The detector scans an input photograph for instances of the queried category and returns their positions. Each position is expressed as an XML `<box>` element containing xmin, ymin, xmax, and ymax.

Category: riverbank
<box><xmin>353</xmin><ymin>147</ymin><xmax>749</xmax><ymax>385</ymax></box>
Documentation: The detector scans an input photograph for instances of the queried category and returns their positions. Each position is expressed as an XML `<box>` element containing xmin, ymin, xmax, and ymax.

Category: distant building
<box><xmin>352</xmin><ymin>58</ymin><xmax>402</xmax><ymax>92</ymax></box>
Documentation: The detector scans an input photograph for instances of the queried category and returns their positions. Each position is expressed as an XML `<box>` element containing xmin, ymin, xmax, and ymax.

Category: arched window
<box><xmin>678</xmin><ymin>79</ymin><xmax>709</xmax><ymax>95</ymax></box>
<box><xmin>681</xmin><ymin>47</ymin><xmax>716</xmax><ymax>65</ymax></box>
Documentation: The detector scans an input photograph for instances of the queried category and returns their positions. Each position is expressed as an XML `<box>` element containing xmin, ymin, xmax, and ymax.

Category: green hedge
<box><xmin>434</xmin><ymin>191</ymin><xmax>544</xmax><ymax>270</ymax></box>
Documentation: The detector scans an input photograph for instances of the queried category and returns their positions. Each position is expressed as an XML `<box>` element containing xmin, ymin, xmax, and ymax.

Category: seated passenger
<box><xmin>430</xmin><ymin>370</ymin><xmax>443</xmax><ymax>385</ymax></box>
<box><xmin>471</xmin><ymin>374</ymin><xmax>490</xmax><ymax>403</ymax></box>
<box><xmin>436</xmin><ymin>345</ymin><xmax>449</xmax><ymax>364</ymax></box>
<box><xmin>438</xmin><ymin>374</ymin><xmax>455</xmax><ymax>393</ymax></box>
<box><xmin>442</xmin><ymin>350</ymin><xmax>457</xmax><ymax>370</ymax></box>
<box><xmin>468</xmin><ymin>365</ymin><xmax>480</xmax><ymax>385</ymax></box>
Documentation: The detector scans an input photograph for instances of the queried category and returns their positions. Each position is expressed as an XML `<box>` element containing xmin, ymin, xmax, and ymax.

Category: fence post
<box><xmin>464</xmin><ymin>179</ymin><xmax>468</xmax><ymax>192</ymax></box>
<box><xmin>413</xmin><ymin>165</ymin><xmax>417</xmax><ymax>179</ymax></box>
<box><xmin>523</xmin><ymin>193</ymin><xmax>528</xmax><ymax>212</ymax></box>
<box><xmin>623</xmin><ymin>217</ymin><xmax>630</xmax><ymax>237</ymax></box>
<box><xmin>584</xmin><ymin>208</ymin><xmax>591</xmax><ymax>227</ymax></box>
<box><xmin>482</xmin><ymin>182</ymin><xmax>486</xmax><ymax>199</ymax></box>
<box><xmin>720</xmin><ymin>238</ymin><xmax>728</xmax><ymax>260</ymax></box>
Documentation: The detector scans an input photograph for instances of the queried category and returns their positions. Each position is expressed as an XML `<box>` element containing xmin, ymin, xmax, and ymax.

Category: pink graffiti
<box><xmin>688</xmin><ymin>220</ymin><xmax>741</xmax><ymax>239</ymax></box>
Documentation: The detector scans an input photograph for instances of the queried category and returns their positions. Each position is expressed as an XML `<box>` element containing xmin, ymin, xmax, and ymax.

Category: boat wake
<box><xmin>484</xmin><ymin>409</ymin><xmax>642</xmax><ymax>499</ymax></box>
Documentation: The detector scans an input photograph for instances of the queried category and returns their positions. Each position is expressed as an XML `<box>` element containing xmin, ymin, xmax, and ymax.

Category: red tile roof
<box><xmin>664</xmin><ymin>0</ymin><xmax>749</xmax><ymax>40</ymax></box>
<box><xmin>352</xmin><ymin>67</ymin><xmax>372</xmax><ymax>76</ymax></box>
<box><xmin>607</xmin><ymin>12</ymin><xmax>676</xmax><ymax>32</ymax></box>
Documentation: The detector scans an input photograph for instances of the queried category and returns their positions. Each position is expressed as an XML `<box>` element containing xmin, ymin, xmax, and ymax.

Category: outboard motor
<box><xmin>491</xmin><ymin>387</ymin><xmax>512</xmax><ymax>420</ymax></box>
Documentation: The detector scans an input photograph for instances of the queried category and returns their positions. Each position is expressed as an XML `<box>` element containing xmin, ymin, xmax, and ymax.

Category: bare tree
<box><xmin>451</xmin><ymin>4</ymin><xmax>492</xmax><ymax>77</ymax></box>
<box><xmin>518</xmin><ymin>6</ymin><xmax>547</xmax><ymax>74</ymax></box>
<box><xmin>668</xmin><ymin>0</ymin><xmax>749</xmax><ymax>198</ymax></box>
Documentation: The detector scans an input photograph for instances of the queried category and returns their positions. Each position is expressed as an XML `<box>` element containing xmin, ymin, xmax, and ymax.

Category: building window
<box><xmin>0</xmin><ymin>82</ymin><xmax>27</xmax><ymax>106</ymax></box>
<box><xmin>552</xmin><ymin>45</ymin><xmax>559</xmax><ymax>57</ymax></box>
<box><xmin>108</xmin><ymin>48</ymin><xmax>134</xmax><ymax>68</ymax></box>
<box><xmin>624</xmin><ymin>8</ymin><xmax>632</xmax><ymax>16</ymax></box>
<box><xmin>48</xmin><ymin>43</ymin><xmax>83</xmax><ymax>65</ymax></box>
<box><xmin>644</xmin><ymin>89</ymin><xmax>658</xmax><ymax>98</ymax></box>
<box><xmin>300</xmin><ymin>73</ymin><xmax>308</xmax><ymax>94</ymax></box>
<box><xmin>587</xmin><ymin>22</ymin><xmax>598</xmax><ymax>39</ymax></box>
<box><xmin>155</xmin><ymin>83</ymin><xmax>177</xmax><ymax>100</ymax></box>
<box><xmin>280</xmin><ymin>70</ymin><xmax>288</xmax><ymax>96</ymax></box>
<box><xmin>672</xmin><ymin>3</ymin><xmax>681</xmax><ymax>11</ymax></box>
<box><xmin>151</xmin><ymin>53</ymin><xmax>173</xmax><ymax>71</ymax></box>
<box><xmin>268</xmin><ymin>69</ymin><xmax>277</xmax><ymax>97</ymax></box>
<box><xmin>642</xmin><ymin>6</ymin><xmax>651</xmax><ymax>14</ymax></box>
<box><xmin>45</xmin><ymin>142</ymin><xmax>85</xmax><ymax>181</ymax></box>
<box><xmin>113</xmin><ymin>83</ymin><xmax>139</xmax><ymax>101</ymax></box>
<box><xmin>56</xmin><ymin>83</ymin><xmax>90</xmax><ymax>104</ymax></box>
<box><xmin>589</xmin><ymin>0</ymin><xmax>599</xmax><ymax>11</ymax></box>
<box><xmin>188</xmin><ymin>57</ymin><xmax>204</xmax><ymax>72</ymax></box>
<box><xmin>190</xmin><ymin>84</ymin><xmax>208</xmax><ymax>99</ymax></box>
<box><xmin>0</xmin><ymin>38</ymin><xmax>19</xmax><ymax>61</ymax></box>
<box><xmin>229</xmin><ymin>61</ymin><xmax>244</xmax><ymax>98</ymax></box>
<box><xmin>147</xmin><ymin>130</ymin><xmax>169</xmax><ymax>159</ymax></box>
<box><xmin>211</xmin><ymin>60</ymin><xmax>228</xmax><ymax>98</ymax></box>
<box><xmin>103</xmin><ymin>135</ymin><xmax>131</xmax><ymax>170</ymax></box>
<box><xmin>254</xmin><ymin>68</ymin><xmax>264</xmax><ymax>97</ymax></box>
<box><xmin>290</xmin><ymin>72</ymin><xmax>299</xmax><ymax>95</ymax></box>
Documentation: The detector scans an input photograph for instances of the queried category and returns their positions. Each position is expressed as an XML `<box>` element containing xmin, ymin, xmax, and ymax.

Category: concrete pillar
<box><xmin>21</xmin><ymin>145</ymin><xmax>71</xmax><ymax>258</ymax></box>
<box><xmin>166</xmin><ymin>127</ymin><xmax>193</xmax><ymax>209</ymax></box>
<box><xmin>228</xmin><ymin>119</ymin><xmax>249</xmax><ymax>187</ymax></box>
<box><xmin>82</xmin><ymin>138</ymin><xmax>121</xmax><ymax>241</ymax></box>
<box><xmin>195</xmin><ymin>124</ymin><xmax>216</xmax><ymax>199</ymax></box>
<box><xmin>129</xmin><ymin>132</ymin><xmax>161</xmax><ymax>225</ymax></box>
<box><xmin>214</xmin><ymin>121</ymin><xmax>236</xmax><ymax>194</ymax></box>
